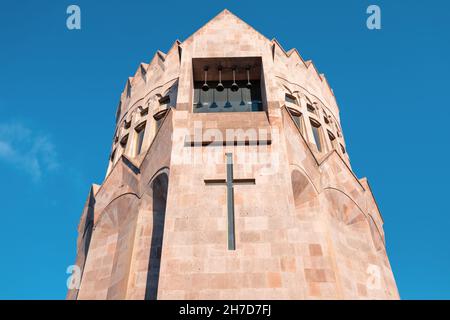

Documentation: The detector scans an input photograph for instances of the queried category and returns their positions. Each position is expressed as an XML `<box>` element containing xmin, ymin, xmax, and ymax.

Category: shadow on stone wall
<box><xmin>145</xmin><ymin>173</ymin><xmax>168</xmax><ymax>300</ymax></box>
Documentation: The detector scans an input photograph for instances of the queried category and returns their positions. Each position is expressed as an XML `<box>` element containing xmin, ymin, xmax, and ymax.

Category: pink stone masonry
<box><xmin>67</xmin><ymin>9</ymin><xmax>399</xmax><ymax>300</ymax></box>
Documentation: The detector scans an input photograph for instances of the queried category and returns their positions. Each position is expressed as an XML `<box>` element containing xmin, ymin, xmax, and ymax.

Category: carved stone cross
<box><xmin>204</xmin><ymin>153</ymin><xmax>255</xmax><ymax>250</ymax></box>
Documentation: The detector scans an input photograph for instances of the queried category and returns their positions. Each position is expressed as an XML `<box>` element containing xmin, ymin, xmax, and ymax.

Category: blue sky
<box><xmin>0</xmin><ymin>0</ymin><xmax>449</xmax><ymax>299</ymax></box>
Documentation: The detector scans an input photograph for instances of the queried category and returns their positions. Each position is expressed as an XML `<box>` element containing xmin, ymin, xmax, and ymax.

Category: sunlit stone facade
<box><xmin>67</xmin><ymin>9</ymin><xmax>399</xmax><ymax>300</ymax></box>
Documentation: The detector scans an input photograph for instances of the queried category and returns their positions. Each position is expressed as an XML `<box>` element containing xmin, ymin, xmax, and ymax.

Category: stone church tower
<box><xmin>67</xmin><ymin>10</ymin><xmax>399</xmax><ymax>300</ymax></box>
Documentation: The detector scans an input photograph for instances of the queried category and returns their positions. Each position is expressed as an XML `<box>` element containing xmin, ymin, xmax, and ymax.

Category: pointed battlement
<box><xmin>117</xmin><ymin>9</ymin><xmax>339</xmax><ymax>122</ymax></box>
<box><xmin>70</xmin><ymin>9</ymin><xmax>399</xmax><ymax>301</ymax></box>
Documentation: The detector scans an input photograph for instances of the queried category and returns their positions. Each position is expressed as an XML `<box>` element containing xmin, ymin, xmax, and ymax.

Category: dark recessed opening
<box><xmin>192</xmin><ymin>57</ymin><xmax>264</xmax><ymax>113</ymax></box>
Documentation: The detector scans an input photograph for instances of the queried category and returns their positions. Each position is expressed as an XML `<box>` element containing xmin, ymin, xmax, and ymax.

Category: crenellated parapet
<box><xmin>107</xmin><ymin>9</ymin><xmax>348</xmax><ymax>179</ymax></box>
<box><xmin>69</xmin><ymin>9</ymin><xmax>398</xmax><ymax>300</ymax></box>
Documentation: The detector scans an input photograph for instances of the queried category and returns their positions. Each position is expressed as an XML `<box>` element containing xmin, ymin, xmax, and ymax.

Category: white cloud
<box><xmin>0</xmin><ymin>122</ymin><xmax>59</xmax><ymax>181</ymax></box>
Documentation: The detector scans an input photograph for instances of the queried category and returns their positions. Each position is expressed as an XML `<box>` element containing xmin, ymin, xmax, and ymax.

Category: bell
<box><xmin>246</xmin><ymin>67</ymin><xmax>252</xmax><ymax>89</ymax></box>
<box><xmin>216</xmin><ymin>83</ymin><xmax>224</xmax><ymax>92</ymax></box>
<box><xmin>231</xmin><ymin>68</ymin><xmax>239</xmax><ymax>92</ymax></box>
<box><xmin>202</xmin><ymin>67</ymin><xmax>209</xmax><ymax>92</ymax></box>
<box><xmin>216</xmin><ymin>66</ymin><xmax>224</xmax><ymax>92</ymax></box>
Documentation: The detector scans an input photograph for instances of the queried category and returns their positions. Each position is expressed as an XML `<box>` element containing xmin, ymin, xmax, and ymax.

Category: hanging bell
<box><xmin>216</xmin><ymin>66</ymin><xmax>224</xmax><ymax>92</ymax></box>
<box><xmin>231</xmin><ymin>68</ymin><xmax>239</xmax><ymax>92</ymax></box>
<box><xmin>202</xmin><ymin>67</ymin><xmax>209</xmax><ymax>92</ymax></box>
<box><xmin>246</xmin><ymin>67</ymin><xmax>252</xmax><ymax>89</ymax></box>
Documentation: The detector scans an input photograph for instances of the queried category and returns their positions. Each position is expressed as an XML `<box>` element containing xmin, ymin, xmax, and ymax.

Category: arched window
<box><xmin>305</xmin><ymin>97</ymin><xmax>317</xmax><ymax>115</ymax></box>
<box><xmin>307</xmin><ymin>103</ymin><xmax>316</xmax><ymax>115</ymax></box>
<box><xmin>134</xmin><ymin>121</ymin><xmax>146</xmax><ymax>156</ymax></box>
<box><xmin>287</xmin><ymin>107</ymin><xmax>304</xmax><ymax>134</ymax></box>
<box><xmin>145</xmin><ymin>173</ymin><xmax>169</xmax><ymax>300</ymax></box>
<box><xmin>328</xmin><ymin>130</ymin><xmax>337</xmax><ymax>150</ymax></box>
<box><xmin>310</xmin><ymin>119</ymin><xmax>323</xmax><ymax>152</ymax></box>
<box><xmin>120</xmin><ymin>134</ymin><xmax>129</xmax><ymax>149</ymax></box>
<box><xmin>138</xmin><ymin>105</ymin><xmax>149</xmax><ymax>116</ymax></box>
<box><xmin>159</xmin><ymin>95</ymin><xmax>170</xmax><ymax>107</ymax></box>
<box><xmin>323</xmin><ymin>110</ymin><xmax>330</xmax><ymax>124</ymax></box>
<box><xmin>285</xmin><ymin>93</ymin><xmax>298</xmax><ymax>105</ymax></box>
<box><xmin>154</xmin><ymin>110</ymin><xmax>168</xmax><ymax>133</ymax></box>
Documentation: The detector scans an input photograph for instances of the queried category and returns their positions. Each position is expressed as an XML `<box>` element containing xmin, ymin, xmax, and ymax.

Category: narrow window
<box><xmin>159</xmin><ymin>95</ymin><xmax>170</xmax><ymax>107</ymax></box>
<box><xmin>328</xmin><ymin>130</ymin><xmax>337</xmax><ymax>150</ymax></box>
<box><xmin>288</xmin><ymin>108</ymin><xmax>304</xmax><ymax>134</ymax></box>
<box><xmin>156</xmin><ymin>118</ymin><xmax>163</xmax><ymax>131</ymax></box>
<box><xmin>154</xmin><ymin>110</ymin><xmax>168</xmax><ymax>134</ymax></box>
<box><xmin>145</xmin><ymin>173</ymin><xmax>169</xmax><ymax>299</ymax></box>
<box><xmin>310</xmin><ymin>119</ymin><xmax>323</xmax><ymax>152</ymax></box>
<box><xmin>134</xmin><ymin>122</ymin><xmax>146</xmax><ymax>156</ymax></box>
<box><xmin>307</xmin><ymin>103</ymin><xmax>316</xmax><ymax>114</ymax></box>
<box><xmin>120</xmin><ymin>134</ymin><xmax>129</xmax><ymax>149</ymax></box>
<box><xmin>139</xmin><ymin>105</ymin><xmax>149</xmax><ymax>116</ymax></box>
<box><xmin>285</xmin><ymin>93</ymin><xmax>298</xmax><ymax>105</ymax></box>
<box><xmin>340</xmin><ymin>143</ymin><xmax>346</xmax><ymax>154</ymax></box>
